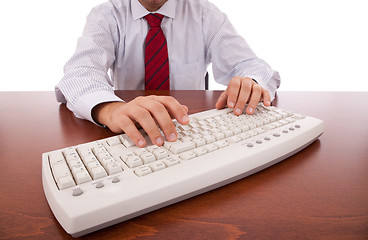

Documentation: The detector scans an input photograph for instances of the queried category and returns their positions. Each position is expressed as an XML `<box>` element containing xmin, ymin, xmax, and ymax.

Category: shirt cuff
<box><xmin>69</xmin><ymin>90</ymin><xmax>124</xmax><ymax>124</ymax></box>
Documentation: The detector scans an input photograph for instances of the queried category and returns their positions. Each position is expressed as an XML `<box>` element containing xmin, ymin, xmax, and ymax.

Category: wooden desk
<box><xmin>0</xmin><ymin>91</ymin><xmax>367</xmax><ymax>240</ymax></box>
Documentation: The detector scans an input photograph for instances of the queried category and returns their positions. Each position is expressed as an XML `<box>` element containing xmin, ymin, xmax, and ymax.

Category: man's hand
<box><xmin>216</xmin><ymin>77</ymin><xmax>271</xmax><ymax>115</ymax></box>
<box><xmin>92</xmin><ymin>95</ymin><xmax>189</xmax><ymax>148</ymax></box>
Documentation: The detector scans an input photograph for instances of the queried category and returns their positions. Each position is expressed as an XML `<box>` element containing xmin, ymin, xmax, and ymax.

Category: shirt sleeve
<box><xmin>203</xmin><ymin>1</ymin><xmax>280</xmax><ymax>100</ymax></box>
<box><xmin>55</xmin><ymin>3</ymin><xmax>123</xmax><ymax>123</ymax></box>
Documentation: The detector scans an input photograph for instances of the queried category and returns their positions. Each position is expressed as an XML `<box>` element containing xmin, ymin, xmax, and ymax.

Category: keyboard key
<box><xmin>58</xmin><ymin>175</ymin><xmax>76</xmax><ymax>190</ymax></box>
<box><xmin>210</xmin><ymin>128</ymin><xmax>221</xmax><ymax>133</ymax></box>
<box><xmin>90</xmin><ymin>166</ymin><xmax>107</xmax><ymax>179</ymax></box>
<box><xmin>152</xmin><ymin>149</ymin><xmax>169</xmax><ymax>159</ymax></box>
<box><xmin>147</xmin><ymin>145</ymin><xmax>159</xmax><ymax>152</ymax></box>
<box><xmin>79</xmin><ymin>149</ymin><xmax>94</xmax><ymax>159</ymax></box>
<box><xmin>215</xmin><ymin>140</ymin><xmax>229</xmax><ymax>148</ymax></box>
<box><xmin>238</xmin><ymin>132</ymin><xmax>251</xmax><ymax>140</ymax></box>
<box><xmin>68</xmin><ymin>159</ymin><xmax>84</xmax><ymax>169</ymax></box>
<box><xmin>71</xmin><ymin>165</ymin><xmax>87</xmax><ymax>175</ymax></box>
<box><xmin>100</xmin><ymin>157</ymin><xmax>115</xmax><ymax>168</ymax></box>
<box><xmin>120</xmin><ymin>152</ymin><xmax>136</xmax><ymax>162</ymax></box>
<box><xmin>106</xmin><ymin>162</ymin><xmax>123</xmax><ymax>175</ymax></box>
<box><xmin>248</xmin><ymin>130</ymin><xmax>260</xmax><ymax>137</ymax></box>
<box><xmin>49</xmin><ymin>151</ymin><xmax>65</xmax><ymax>166</ymax></box>
<box><xmin>52</xmin><ymin>162</ymin><xmax>71</xmax><ymax>179</ymax></box>
<box><xmin>247</xmin><ymin>122</ymin><xmax>257</xmax><ymax>129</ymax></box>
<box><xmin>262</xmin><ymin>124</ymin><xmax>276</xmax><ymax>131</ymax></box>
<box><xmin>240</xmin><ymin>125</ymin><xmax>250</xmax><ymax>132</ymax></box>
<box><xmin>125</xmin><ymin>156</ymin><xmax>143</xmax><ymax>168</ymax></box>
<box><xmin>149</xmin><ymin>161</ymin><xmax>166</xmax><ymax>172</ymax></box>
<box><xmin>164</xmin><ymin>140</ymin><xmax>180</xmax><ymax>149</ymax></box>
<box><xmin>189</xmin><ymin>133</ymin><xmax>202</xmax><ymax>139</ymax></box>
<box><xmin>205</xmin><ymin>144</ymin><xmax>218</xmax><ymax>152</ymax></box>
<box><xmin>120</xmin><ymin>135</ymin><xmax>135</xmax><ymax>147</ymax></box>
<box><xmin>107</xmin><ymin>137</ymin><xmax>121</xmax><ymax>146</ymax></box>
<box><xmin>74</xmin><ymin>171</ymin><xmax>92</xmax><ymax>184</ymax></box>
<box><xmin>140</xmin><ymin>152</ymin><xmax>156</xmax><ymax>164</ymax></box>
<box><xmin>231</xmin><ymin>127</ymin><xmax>242</xmax><ymax>135</ymax></box>
<box><xmin>169</xmin><ymin>141</ymin><xmax>196</xmax><ymax>154</ymax></box>
<box><xmin>212</xmin><ymin>132</ymin><xmax>225</xmax><ymax>140</ymax></box>
<box><xmin>63</xmin><ymin>148</ymin><xmax>80</xmax><ymax>162</ymax></box>
<box><xmin>193</xmin><ymin>147</ymin><xmax>207</xmax><ymax>156</ymax></box>
<box><xmin>180</xmin><ymin>151</ymin><xmax>196</xmax><ymax>160</ymax></box>
<box><xmin>222</xmin><ymin>129</ymin><xmax>234</xmax><ymax>137</ymax></box>
<box><xmin>135</xmin><ymin>165</ymin><xmax>152</xmax><ymax>177</ymax></box>
<box><xmin>163</xmin><ymin>156</ymin><xmax>180</xmax><ymax>167</ymax></box>
<box><xmin>82</xmin><ymin>155</ymin><xmax>99</xmax><ymax>164</ymax></box>
<box><xmin>193</xmin><ymin>138</ymin><xmax>206</xmax><ymax>147</ymax></box>
<box><xmin>92</xmin><ymin>144</ymin><xmax>107</xmax><ymax>155</ymax></box>
<box><xmin>134</xmin><ymin>148</ymin><xmax>149</xmax><ymax>156</ymax></box>
<box><xmin>86</xmin><ymin>161</ymin><xmax>102</xmax><ymax>172</ymax></box>
<box><xmin>179</xmin><ymin>136</ymin><xmax>193</xmax><ymax>142</ymax></box>
<box><xmin>186</xmin><ymin>122</ymin><xmax>197</xmax><ymax>128</ymax></box>
<box><xmin>203</xmin><ymin>135</ymin><xmax>216</xmax><ymax>144</ymax></box>
<box><xmin>96</xmin><ymin>152</ymin><xmax>111</xmax><ymax>161</ymax></box>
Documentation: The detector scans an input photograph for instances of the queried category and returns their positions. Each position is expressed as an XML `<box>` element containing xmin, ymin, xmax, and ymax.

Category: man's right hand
<box><xmin>92</xmin><ymin>95</ymin><xmax>189</xmax><ymax>148</ymax></box>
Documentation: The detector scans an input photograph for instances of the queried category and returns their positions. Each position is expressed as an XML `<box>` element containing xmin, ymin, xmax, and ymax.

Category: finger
<box><xmin>138</xmin><ymin>98</ymin><xmax>178</xmax><ymax>142</ymax></box>
<box><xmin>262</xmin><ymin>89</ymin><xmax>271</xmax><ymax>107</ymax></box>
<box><xmin>127</xmin><ymin>105</ymin><xmax>165</xmax><ymax>146</ymax></box>
<box><xmin>154</xmin><ymin>96</ymin><xmax>190</xmax><ymax>126</ymax></box>
<box><xmin>246</xmin><ymin>84</ymin><xmax>262</xmax><ymax>115</ymax></box>
<box><xmin>233</xmin><ymin>79</ymin><xmax>253</xmax><ymax>115</ymax></box>
<box><xmin>226</xmin><ymin>77</ymin><xmax>241</xmax><ymax>108</ymax></box>
<box><xmin>116</xmin><ymin>116</ymin><xmax>147</xmax><ymax>147</ymax></box>
<box><xmin>215</xmin><ymin>91</ymin><xmax>229</xmax><ymax>110</ymax></box>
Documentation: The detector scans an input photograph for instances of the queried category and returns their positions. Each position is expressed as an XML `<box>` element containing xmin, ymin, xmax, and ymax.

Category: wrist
<box><xmin>92</xmin><ymin>101</ymin><xmax>124</xmax><ymax>126</ymax></box>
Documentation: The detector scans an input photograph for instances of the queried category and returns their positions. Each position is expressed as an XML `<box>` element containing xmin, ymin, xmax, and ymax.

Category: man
<box><xmin>56</xmin><ymin>0</ymin><xmax>280</xmax><ymax>148</ymax></box>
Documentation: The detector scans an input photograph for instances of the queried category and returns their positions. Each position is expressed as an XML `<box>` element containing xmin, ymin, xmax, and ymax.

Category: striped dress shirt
<box><xmin>56</xmin><ymin>0</ymin><xmax>281</xmax><ymax>123</ymax></box>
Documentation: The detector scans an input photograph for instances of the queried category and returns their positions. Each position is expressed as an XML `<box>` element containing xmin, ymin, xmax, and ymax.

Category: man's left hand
<box><xmin>215</xmin><ymin>77</ymin><xmax>271</xmax><ymax>115</ymax></box>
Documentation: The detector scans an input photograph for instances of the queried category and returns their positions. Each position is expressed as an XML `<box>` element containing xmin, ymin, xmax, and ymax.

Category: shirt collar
<box><xmin>132</xmin><ymin>0</ymin><xmax>176</xmax><ymax>20</ymax></box>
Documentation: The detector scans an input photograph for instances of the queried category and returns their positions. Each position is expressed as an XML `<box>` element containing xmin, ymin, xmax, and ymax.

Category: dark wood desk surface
<box><xmin>0</xmin><ymin>91</ymin><xmax>367</xmax><ymax>240</ymax></box>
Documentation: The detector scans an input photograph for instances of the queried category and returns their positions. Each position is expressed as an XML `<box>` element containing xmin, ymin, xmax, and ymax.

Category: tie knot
<box><xmin>144</xmin><ymin>13</ymin><xmax>164</xmax><ymax>27</ymax></box>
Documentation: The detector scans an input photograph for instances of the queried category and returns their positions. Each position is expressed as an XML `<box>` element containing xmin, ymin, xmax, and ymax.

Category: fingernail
<box><xmin>182</xmin><ymin>115</ymin><xmax>189</xmax><ymax>123</ymax></box>
<box><xmin>235</xmin><ymin>108</ymin><xmax>242</xmax><ymax>115</ymax></box>
<box><xmin>248</xmin><ymin>107</ymin><xmax>254</xmax><ymax>113</ymax></box>
<box><xmin>155</xmin><ymin>137</ymin><xmax>164</xmax><ymax>146</ymax></box>
<box><xmin>228</xmin><ymin>101</ymin><xmax>235</xmax><ymax>108</ymax></box>
<box><xmin>137</xmin><ymin>140</ymin><xmax>145</xmax><ymax>147</ymax></box>
<box><xmin>264</xmin><ymin>101</ymin><xmax>271</xmax><ymax>106</ymax></box>
<box><xmin>169</xmin><ymin>133</ymin><xmax>177</xmax><ymax>141</ymax></box>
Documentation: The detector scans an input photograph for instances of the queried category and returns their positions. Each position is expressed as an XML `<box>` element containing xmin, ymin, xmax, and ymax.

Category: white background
<box><xmin>1</xmin><ymin>0</ymin><xmax>367</xmax><ymax>92</ymax></box>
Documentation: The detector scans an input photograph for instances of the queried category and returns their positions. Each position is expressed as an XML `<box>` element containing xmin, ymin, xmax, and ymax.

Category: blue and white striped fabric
<box><xmin>56</xmin><ymin>0</ymin><xmax>280</xmax><ymax>123</ymax></box>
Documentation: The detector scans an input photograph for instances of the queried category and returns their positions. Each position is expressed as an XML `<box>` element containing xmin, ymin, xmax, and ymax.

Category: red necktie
<box><xmin>144</xmin><ymin>14</ymin><xmax>170</xmax><ymax>90</ymax></box>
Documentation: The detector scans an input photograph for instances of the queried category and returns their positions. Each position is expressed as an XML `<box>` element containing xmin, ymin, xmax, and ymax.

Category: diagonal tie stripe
<box><xmin>144</xmin><ymin>13</ymin><xmax>170</xmax><ymax>90</ymax></box>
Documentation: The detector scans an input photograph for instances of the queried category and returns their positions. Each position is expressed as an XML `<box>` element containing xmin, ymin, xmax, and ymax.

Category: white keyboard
<box><xmin>42</xmin><ymin>104</ymin><xmax>324</xmax><ymax>237</ymax></box>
